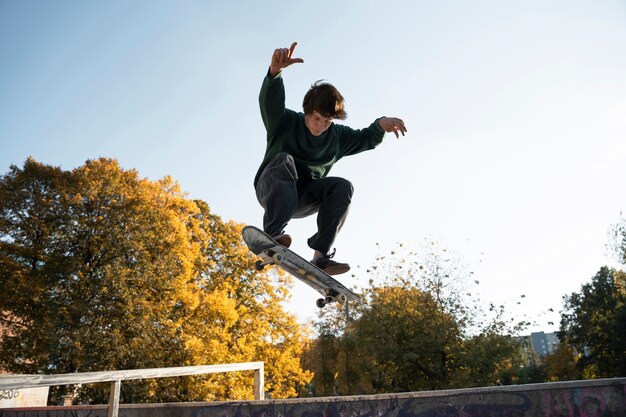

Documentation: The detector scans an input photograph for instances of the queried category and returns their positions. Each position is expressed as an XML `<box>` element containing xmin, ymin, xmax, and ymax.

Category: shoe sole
<box><xmin>322</xmin><ymin>264</ymin><xmax>351</xmax><ymax>276</ymax></box>
<box><xmin>274</xmin><ymin>235</ymin><xmax>292</xmax><ymax>248</ymax></box>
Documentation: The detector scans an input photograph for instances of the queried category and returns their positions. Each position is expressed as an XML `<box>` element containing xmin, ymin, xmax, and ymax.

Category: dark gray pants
<box><xmin>255</xmin><ymin>153</ymin><xmax>354</xmax><ymax>255</ymax></box>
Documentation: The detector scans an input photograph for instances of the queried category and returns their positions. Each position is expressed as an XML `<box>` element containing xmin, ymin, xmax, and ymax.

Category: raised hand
<box><xmin>269</xmin><ymin>42</ymin><xmax>304</xmax><ymax>77</ymax></box>
<box><xmin>379</xmin><ymin>117</ymin><xmax>408</xmax><ymax>138</ymax></box>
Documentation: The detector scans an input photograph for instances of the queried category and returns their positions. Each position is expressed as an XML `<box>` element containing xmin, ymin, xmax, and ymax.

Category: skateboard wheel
<box><xmin>316</xmin><ymin>298</ymin><xmax>326</xmax><ymax>308</ymax></box>
<box><xmin>254</xmin><ymin>260</ymin><xmax>265</xmax><ymax>271</ymax></box>
<box><xmin>273</xmin><ymin>253</ymin><xmax>284</xmax><ymax>263</ymax></box>
<box><xmin>338</xmin><ymin>294</ymin><xmax>347</xmax><ymax>304</ymax></box>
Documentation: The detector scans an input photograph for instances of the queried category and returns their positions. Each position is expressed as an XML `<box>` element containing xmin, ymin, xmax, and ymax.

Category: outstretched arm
<box><xmin>269</xmin><ymin>42</ymin><xmax>304</xmax><ymax>77</ymax></box>
<box><xmin>378</xmin><ymin>117</ymin><xmax>407</xmax><ymax>138</ymax></box>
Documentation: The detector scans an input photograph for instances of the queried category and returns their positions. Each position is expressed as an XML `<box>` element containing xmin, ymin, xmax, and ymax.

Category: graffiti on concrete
<box><xmin>0</xmin><ymin>382</ymin><xmax>624</xmax><ymax>417</ymax></box>
<box><xmin>396</xmin><ymin>392</ymin><xmax>531</xmax><ymax>417</ymax></box>
<box><xmin>542</xmin><ymin>385</ymin><xmax>626</xmax><ymax>417</ymax></box>
<box><xmin>214</xmin><ymin>386</ymin><xmax>625</xmax><ymax>417</ymax></box>
<box><xmin>0</xmin><ymin>390</ymin><xmax>19</xmax><ymax>401</ymax></box>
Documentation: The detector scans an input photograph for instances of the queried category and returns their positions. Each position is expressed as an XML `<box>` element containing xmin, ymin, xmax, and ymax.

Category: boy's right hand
<box><xmin>269</xmin><ymin>42</ymin><xmax>304</xmax><ymax>77</ymax></box>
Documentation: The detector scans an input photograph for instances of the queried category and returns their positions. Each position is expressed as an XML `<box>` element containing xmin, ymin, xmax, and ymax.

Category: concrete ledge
<box><xmin>1</xmin><ymin>378</ymin><xmax>624</xmax><ymax>417</ymax></box>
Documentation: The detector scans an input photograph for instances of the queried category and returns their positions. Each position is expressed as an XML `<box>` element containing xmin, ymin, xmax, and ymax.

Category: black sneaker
<box><xmin>311</xmin><ymin>250</ymin><xmax>350</xmax><ymax>275</ymax></box>
<box><xmin>272</xmin><ymin>233</ymin><xmax>292</xmax><ymax>248</ymax></box>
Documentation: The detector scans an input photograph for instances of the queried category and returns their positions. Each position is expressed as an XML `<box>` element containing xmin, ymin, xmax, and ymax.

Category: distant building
<box><xmin>529</xmin><ymin>331</ymin><xmax>559</xmax><ymax>357</ymax></box>
<box><xmin>516</xmin><ymin>331</ymin><xmax>559</xmax><ymax>358</ymax></box>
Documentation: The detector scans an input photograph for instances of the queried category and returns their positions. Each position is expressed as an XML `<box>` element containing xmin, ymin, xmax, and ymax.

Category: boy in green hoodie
<box><xmin>255</xmin><ymin>42</ymin><xmax>407</xmax><ymax>275</ymax></box>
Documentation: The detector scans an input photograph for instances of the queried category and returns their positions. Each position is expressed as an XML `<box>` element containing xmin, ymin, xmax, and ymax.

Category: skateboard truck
<box><xmin>254</xmin><ymin>250</ymin><xmax>282</xmax><ymax>271</ymax></box>
<box><xmin>316</xmin><ymin>289</ymin><xmax>348</xmax><ymax>308</ymax></box>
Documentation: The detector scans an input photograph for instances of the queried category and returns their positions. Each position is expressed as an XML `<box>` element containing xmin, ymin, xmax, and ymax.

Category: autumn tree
<box><xmin>0</xmin><ymin>158</ymin><xmax>311</xmax><ymax>403</ymax></box>
<box><xmin>180</xmin><ymin>200</ymin><xmax>311</xmax><ymax>400</ymax></box>
<box><xmin>542</xmin><ymin>343</ymin><xmax>580</xmax><ymax>382</ymax></box>
<box><xmin>301</xmin><ymin>312</ymin><xmax>343</xmax><ymax>396</ymax></box>
<box><xmin>559</xmin><ymin>266</ymin><xmax>626</xmax><ymax>378</ymax></box>
<box><xmin>301</xmin><ymin>301</ymin><xmax>369</xmax><ymax>396</ymax></box>
<box><xmin>304</xmin><ymin>241</ymin><xmax>527</xmax><ymax>395</ymax></box>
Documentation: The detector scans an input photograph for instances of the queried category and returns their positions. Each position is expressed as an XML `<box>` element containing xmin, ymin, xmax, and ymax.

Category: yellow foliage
<box><xmin>0</xmin><ymin>157</ymin><xmax>311</xmax><ymax>403</ymax></box>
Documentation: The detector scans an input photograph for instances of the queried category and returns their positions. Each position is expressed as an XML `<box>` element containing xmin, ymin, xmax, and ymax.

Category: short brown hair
<box><xmin>302</xmin><ymin>80</ymin><xmax>347</xmax><ymax>120</ymax></box>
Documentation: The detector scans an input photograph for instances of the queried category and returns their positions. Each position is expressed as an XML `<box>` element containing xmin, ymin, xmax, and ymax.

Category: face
<box><xmin>304</xmin><ymin>111</ymin><xmax>333</xmax><ymax>136</ymax></box>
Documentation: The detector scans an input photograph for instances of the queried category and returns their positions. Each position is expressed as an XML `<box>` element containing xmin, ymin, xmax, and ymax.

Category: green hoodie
<box><xmin>254</xmin><ymin>71</ymin><xmax>386</xmax><ymax>186</ymax></box>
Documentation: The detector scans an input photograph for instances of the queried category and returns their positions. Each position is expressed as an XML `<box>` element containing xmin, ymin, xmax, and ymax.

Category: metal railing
<box><xmin>0</xmin><ymin>361</ymin><xmax>264</xmax><ymax>417</ymax></box>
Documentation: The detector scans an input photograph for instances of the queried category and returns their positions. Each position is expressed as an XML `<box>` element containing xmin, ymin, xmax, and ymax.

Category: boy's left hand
<box><xmin>379</xmin><ymin>117</ymin><xmax>407</xmax><ymax>138</ymax></box>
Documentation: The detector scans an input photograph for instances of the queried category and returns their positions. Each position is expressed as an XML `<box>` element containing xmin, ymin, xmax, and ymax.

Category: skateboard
<box><xmin>242</xmin><ymin>225</ymin><xmax>358</xmax><ymax>308</ymax></box>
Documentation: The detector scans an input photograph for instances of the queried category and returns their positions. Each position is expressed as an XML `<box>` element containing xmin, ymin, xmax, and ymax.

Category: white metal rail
<box><xmin>0</xmin><ymin>361</ymin><xmax>264</xmax><ymax>417</ymax></box>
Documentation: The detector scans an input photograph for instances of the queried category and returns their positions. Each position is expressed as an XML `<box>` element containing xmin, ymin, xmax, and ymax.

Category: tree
<box><xmin>0</xmin><ymin>158</ymin><xmax>311</xmax><ymax>403</ymax></box>
<box><xmin>302</xmin><ymin>302</ymin><xmax>368</xmax><ymax>396</ymax></box>
<box><xmin>559</xmin><ymin>266</ymin><xmax>626</xmax><ymax>378</ymax></box>
<box><xmin>608</xmin><ymin>213</ymin><xmax>626</xmax><ymax>265</ymax></box>
<box><xmin>167</xmin><ymin>199</ymin><xmax>312</xmax><ymax>400</ymax></box>
<box><xmin>352</xmin><ymin>284</ymin><xmax>461</xmax><ymax>391</ymax></box>
<box><xmin>304</xmin><ymin>241</ymin><xmax>528</xmax><ymax>394</ymax></box>
<box><xmin>542</xmin><ymin>343</ymin><xmax>580</xmax><ymax>382</ymax></box>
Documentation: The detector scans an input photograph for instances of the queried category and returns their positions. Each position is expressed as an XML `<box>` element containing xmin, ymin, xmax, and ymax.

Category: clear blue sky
<box><xmin>2</xmin><ymin>0</ymin><xmax>626</xmax><ymax>332</ymax></box>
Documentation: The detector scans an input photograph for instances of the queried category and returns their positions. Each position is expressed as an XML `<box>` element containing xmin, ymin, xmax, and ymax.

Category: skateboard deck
<box><xmin>242</xmin><ymin>225</ymin><xmax>358</xmax><ymax>308</ymax></box>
